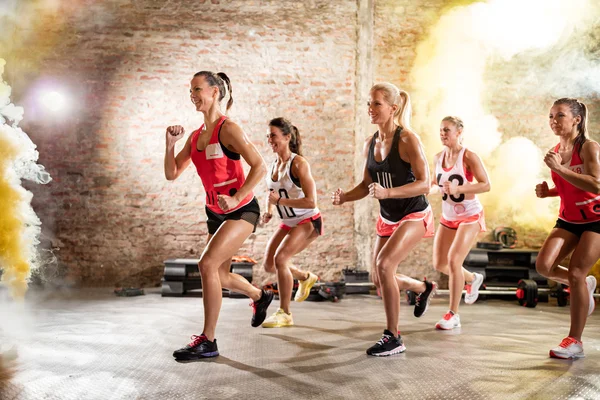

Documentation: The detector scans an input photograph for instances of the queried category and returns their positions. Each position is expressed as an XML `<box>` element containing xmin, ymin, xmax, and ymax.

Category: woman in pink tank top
<box><xmin>164</xmin><ymin>71</ymin><xmax>272</xmax><ymax>361</ymax></box>
<box><xmin>535</xmin><ymin>98</ymin><xmax>600</xmax><ymax>359</ymax></box>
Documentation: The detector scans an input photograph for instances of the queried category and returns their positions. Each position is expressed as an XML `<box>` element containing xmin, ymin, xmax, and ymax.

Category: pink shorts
<box><xmin>280</xmin><ymin>213</ymin><xmax>324</xmax><ymax>235</ymax></box>
<box><xmin>440</xmin><ymin>210</ymin><xmax>486</xmax><ymax>232</ymax></box>
<box><xmin>376</xmin><ymin>207</ymin><xmax>435</xmax><ymax>238</ymax></box>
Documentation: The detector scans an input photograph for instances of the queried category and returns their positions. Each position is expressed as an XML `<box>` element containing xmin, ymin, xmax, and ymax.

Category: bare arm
<box><xmin>429</xmin><ymin>152</ymin><xmax>442</xmax><ymax>195</ymax></box>
<box><xmin>220</xmin><ymin>120</ymin><xmax>267</xmax><ymax>205</ymax></box>
<box><xmin>454</xmin><ymin>150</ymin><xmax>491</xmax><ymax>195</ymax></box>
<box><xmin>548</xmin><ymin>141</ymin><xmax>600</xmax><ymax>194</ymax></box>
<box><xmin>273</xmin><ymin>156</ymin><xmax>317</xmax><ymax>209</ymax></box>
<box><xmin>164</xmin><ymin>125</ymin><xmax>192</xmax><ymax>181</ymax></box>
<box><xmin>374</xmin><ymin>131</ymin><xmax>430</xmax><ymax>199</ymax></box>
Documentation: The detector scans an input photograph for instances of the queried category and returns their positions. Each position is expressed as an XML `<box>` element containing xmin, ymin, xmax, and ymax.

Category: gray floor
<box><xmin>1</xmin><ymin>288</ymin><xmax>599</xmax><ymax>400</ymax></box>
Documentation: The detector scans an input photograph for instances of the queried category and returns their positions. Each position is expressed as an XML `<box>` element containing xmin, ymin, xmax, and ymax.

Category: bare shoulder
<box><xmin>292</xmin><ymin>154</ymin><xmax>310</xmax><ymax>170</ymax></box>
<box><xmin>582</xmin><ymin>140</ymin><xmax>600</xmax><ymax>152</ymax></box>
<box><xmin>362</xmin><ymin>135</ymin><xmax>374</xmax><ymax>156</ymax></box>
<box><xmin>464</xmin><ymin>148</ymin><xmax>481</xmax><ymax>161</ymax></box>
<box><xmin>220</xmin><ymin>118</ymin><xmax>243</xmax><ymax>137</ymax></box>
<box><xmin>399</xmin><ymin>129</ymin><xmax>421</xmax><ymax>145</ymax></box>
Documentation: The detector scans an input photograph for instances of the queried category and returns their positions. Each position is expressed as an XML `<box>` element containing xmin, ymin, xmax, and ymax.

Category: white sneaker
<box><xmin>435</xmin><ymin>312</ymin><xmax>461</xmax><ymax>330</ymax></box>
<box><xmin>586</xmin><ymin>276</ymin><xmax>597</xmax><ymax>316</ymax></box>
<box><xmin>549</xmin><ymin>337</ymin><xmax>584</xmax><ymax>359</ymax></box>
<box><xmin>464</xmin><ymin>272</ymin><xmax>484</xmax><ymax>305</ymax></box>
<box><xmin>262</xmin><ymin>308</ymin><xmax>294</xmax><ymax>328</ymax></box>
<box><xmin>294</xmin><ymin>272</ymin><xmax>318</xmax><ymax>302</ymax></box>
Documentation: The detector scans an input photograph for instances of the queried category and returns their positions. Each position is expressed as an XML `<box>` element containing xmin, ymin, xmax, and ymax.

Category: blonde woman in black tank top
<box><xmin>332</xmin><ymin>83</ymin><xmax>437</xmax><ymax>357</ymax></box>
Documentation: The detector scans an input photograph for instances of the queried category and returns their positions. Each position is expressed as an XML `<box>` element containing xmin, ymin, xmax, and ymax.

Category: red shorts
<box><xmin>280</xmin><ymin>213</ymin><xmax>324</xmax><ymax>235</ymax></box>
<box><xmin>376</xmin><ymin>207</ymin><xmax>435</xmax><ymax>238</ymax></box>
<box><xmin>440</xmin><ymin>211</ymin><xmax>486</xmax><ymax>232</ymax></box>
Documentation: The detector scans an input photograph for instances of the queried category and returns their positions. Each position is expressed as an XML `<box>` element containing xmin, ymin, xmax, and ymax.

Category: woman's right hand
<box><xmin>262</xmin><ymin>213</ymin><xmax>272</xmax><ymax>224</ymax></box>
<box><xmin>332</xmin><ymin>188</ymin><xmax>345</xmax><ymax>205</ymax></box>
<box><xmin>166</xmin><ymin>125</ymin><xmax>185</xmax><ymax>147</ymax></box>
<box><xmin>535</xmin><ymin>181</ymin><xmax>549</xmax><ymax>198</ymax></box>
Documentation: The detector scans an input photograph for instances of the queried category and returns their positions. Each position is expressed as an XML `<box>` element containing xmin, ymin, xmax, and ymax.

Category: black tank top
<box><xmin>366</xmin><ymin>126</ymin><xmax>429</xmax><ymax>222</ymax></box>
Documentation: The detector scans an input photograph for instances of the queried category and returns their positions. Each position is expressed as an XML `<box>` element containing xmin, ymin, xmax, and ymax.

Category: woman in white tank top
<box><xmin>260</xmin><ymin>117</ymin><xmax>323</xmax><ymax>328</ymax></box>
<box><xmin>431</xmin><ymin>116</ymin><xmax>491</xmax><ymax>331</ymax></box>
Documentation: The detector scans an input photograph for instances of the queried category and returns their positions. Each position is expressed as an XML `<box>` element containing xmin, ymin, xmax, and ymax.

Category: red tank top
<box><xmin>551</xmin><ymin>143</ymin><xmax>600</xmax><ymax>223</ymax></box>
<box><xmin>190</xmin><ymin>116</ymin><xmax>253</xmax><ymax>214</ymax></box>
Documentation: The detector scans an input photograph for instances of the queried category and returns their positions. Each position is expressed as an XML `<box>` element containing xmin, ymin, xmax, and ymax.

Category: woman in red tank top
<box><xmin>535</xmin><ymin>98</ymin><xmax>600</xmax><ymax>360</ymax></box>
<box><xmin>164</xmin><ymin>71</ymin><xmax>272</xmax><ymax>361</ymax></box>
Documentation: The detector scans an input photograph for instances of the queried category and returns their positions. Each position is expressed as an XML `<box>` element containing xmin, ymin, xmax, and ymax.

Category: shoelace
<box><xmin>376</xmin><ymin>334</ymin><xmax>392</xmax><ymax>346</ymax></box>
<box><xmin>443</xmin><ymin>312</ymin><xmax>454</xmax><ymax>321</ymax></box>
<box><xmin>249</xmin><ymin>301</ymin><xmax>257</xmax><ymax>313</ymax></box>
<box><xmin>189</xmin><ymin>335</ymin><xmax>207</xmax><ymax>347</ymax></box>
<box><xmin>559</xmin><ymin>337</ymin><xmax>579</xmax><ymax>348</ymax></box>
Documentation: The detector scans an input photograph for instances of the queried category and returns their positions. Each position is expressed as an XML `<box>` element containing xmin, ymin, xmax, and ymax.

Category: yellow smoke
<box><xmin>411</xmin><ymin>0</ymin><xmax>595</xmax><ymax>228</ymax></box>
<box><xmin>0</xmin><ymin>59</ymin><xmax>50</xmax><ymax>299</ymax></box>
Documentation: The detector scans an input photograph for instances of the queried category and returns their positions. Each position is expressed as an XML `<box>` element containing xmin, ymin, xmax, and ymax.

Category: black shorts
<box><xmin>554</xmin><ymin>218</ymin><xmax>600</xmax><ymax>238</ymax></box>
<box><xmin>206</xmin><ymin>197</ymin><xmax>260</xmax><ymax>235</ymax></box>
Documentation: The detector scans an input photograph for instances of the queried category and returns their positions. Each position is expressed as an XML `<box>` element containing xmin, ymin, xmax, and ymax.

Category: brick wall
<box><xmin>3</xmin><ymin>0</ymin><xmax>599</xmax><ymax>288</ymax></box>
<box><xmin>6</xmin><ymin>0</ymin><xmax>358</xmax><ymax>287</ymax></box>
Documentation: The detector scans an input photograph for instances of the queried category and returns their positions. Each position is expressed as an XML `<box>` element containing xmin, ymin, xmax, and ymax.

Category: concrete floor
<box><xmin>1</xmin><ymin>288</ymin><xmax>599</xmax><ymax>400</ymax></box>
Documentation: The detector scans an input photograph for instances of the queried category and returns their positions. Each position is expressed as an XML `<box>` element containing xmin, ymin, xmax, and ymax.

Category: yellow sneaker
<box><xmin>261</xmin><ymin>308</ymin><xmax>294</xmax><ymax>328</ymax></box>
<box><xmin>294</xmin><ymin>272</ymin><xmax>318</xmax><ymax>302</ymax></box>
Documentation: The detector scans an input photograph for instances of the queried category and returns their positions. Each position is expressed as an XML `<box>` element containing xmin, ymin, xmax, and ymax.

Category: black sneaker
<box><xmin>414</xmin><ymin>280</ymin><xmax>437</xmax><ymax>318</ymax></box>
<box><xmin>366</xmin><ymin>329</ymin><xmax>406</xmax><ymax>356</ymax></box>
<box><xmin>173</xmin><ymin>334</ymin><xmax>219</xmax><ymax>360</ymax></box>
<box><xmin>251</xmin><ymin>289</ymin><xmax>274</xmax><ymax>327</ymax></box>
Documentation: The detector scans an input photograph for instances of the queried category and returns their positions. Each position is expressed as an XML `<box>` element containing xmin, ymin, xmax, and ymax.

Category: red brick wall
<box><xmin>7</xmin><ymin>0</ymin><xmax>358</xmax><ymax>287</ymax></box>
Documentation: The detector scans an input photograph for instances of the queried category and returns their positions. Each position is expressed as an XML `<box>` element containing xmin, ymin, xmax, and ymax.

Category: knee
<box><xmin>198</xmin><ymin>259</ymin><xmax>217</xmax><ymax>276</ymax></box>
<box><xmin>432</xmin><ymin>259</ymin><xmax>447</xmax><ymax>273</ymax></box>
<box><xmin>535</xmin><ymin>258</ymin><xmax>551</xmax><ymax>277</ymax></box>
<box><xmin>274</xmin><ymin>252</ymin><xmax>290</xmax><ymax>270</ymax></box>
<box><xmin>262</xmin><ymin>261</ymin><xmax>276</xmax><ymax>274</ymax></box>
<box><xmin>375</xmin><ymin>257</ymin><xmax>395</xmax><ymax>279</ymax></box>
<box><xmin>568</xmin><ymin>268</ymin><xmax>587</xmax><ymax>286</ymax></box>
<box><xmin>448</xmin><ymin>257</ymin><xmax>462</xmax><ymax>272</ymax></box>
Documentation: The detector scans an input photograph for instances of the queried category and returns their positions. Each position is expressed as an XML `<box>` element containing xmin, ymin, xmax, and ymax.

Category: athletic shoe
<box><xmin>414</xmin><ymin>280</ymin><xmax>437</xmax><ymax>318</ymax></box>
<box><xmin>262</xmin><ymin>308</ymin><xmax>294</xmax><ymax>328</ymax></box>
<box><xmin>587</xmin><ymin>275</ymin><xmax>597</xmax><ymax>316</ymax></box>
<box><xmin>251</xmin><ymin>289</ymin><xmax>274</xmax><ymax>327</ymax></box>
<box><xmin>465</xmin><ymin>272</ymin><xmax>484</xmax><ymax>305</ymax></box>
<box><xmin>549</xmin><ymin>336</ymin><xmax>584</xmax><ymax>359</ymax></box>
<box><xmin>295</xmin><ymin>272</ymin><xmax>318</xmax><ymax>302</ymax></box>
<box><xmin>435</xmin><ymin>311</ymin><xmax>461</xmax><ymax>330</ymax></box>
<box><xmin>173</xmin><ymin>334</ymin><xmax>219</xmax><ymax>360</ymax></box>
<box><xmin>366</xmin><ymin>329</ymin><xmax>406</xmax><ymax>357</ymax></box>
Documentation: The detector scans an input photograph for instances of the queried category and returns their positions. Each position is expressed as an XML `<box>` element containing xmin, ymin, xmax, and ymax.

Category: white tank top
<box><xmin>435</xmin><ymin>147</ymin><xmax>483</xmax><ymax>220</ymax></box>
<box><xmin>267</xmin><ymin>153</ymin><xmax>319</xmax><ymax>224</ymax></box>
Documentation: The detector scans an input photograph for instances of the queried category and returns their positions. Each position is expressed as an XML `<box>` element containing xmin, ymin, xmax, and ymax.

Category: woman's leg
<box><xmin>446</xmin><ymin>223</ymin><xmax>481</xmax><ymax>313</ymax></box>
<box><xmin>566</xmin><ymin>231</ymin><xmax>600</xmax><ymax>341</ymax></box>
<box><xmin>535</xmin><ymin>228</ymin><xmax>579</xmax><ymax>286</ymax></box>
<box><xmin>273</xmin><ymin>222</ymin><xmax>319</xmax><ymax>313</ymax></box>
<box><xmin>433</xmin><ymin>224</ymin><xmax>475</xmax><ymax>285</ymax></box>
<box><xmin>376</xmin><ymin>220</ymin><xmax>426</xmax><ymax>335</ymax></box>
<box><xmin>199</xmin><ymin>219</ymin><xmax>260</xmax><ymax>341</ymax></box>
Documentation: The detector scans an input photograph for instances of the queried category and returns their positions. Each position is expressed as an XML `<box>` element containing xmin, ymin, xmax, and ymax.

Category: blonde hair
<box><xmin>370</xmin><ymin>82</ymin><xmax>412</xmax><ymax>130</ymax></box>
<box><xmin>442</xmin><ymin>116</ymin><xmax>464</xmax><ymax>130</ymax></box>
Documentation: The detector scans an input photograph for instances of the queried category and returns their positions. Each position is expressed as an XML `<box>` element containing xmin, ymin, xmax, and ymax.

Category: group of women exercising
<box><xmin>164</xmin><ymin>71</ymin><xmax>600</xmax><ymax>361</ymax></box>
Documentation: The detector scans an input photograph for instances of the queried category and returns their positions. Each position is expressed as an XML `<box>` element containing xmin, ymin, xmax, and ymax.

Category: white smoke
<box><xmin>411</xmin><ymin>0</ymin><xmax>600</xmax><ymax>227</ymax></box>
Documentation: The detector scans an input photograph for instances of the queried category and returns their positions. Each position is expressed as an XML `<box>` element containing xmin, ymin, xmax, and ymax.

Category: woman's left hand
<box><xmin>544</xmin><ymin>151</ymin><xmax>562</xmax><ymax>172</ymax></box>
<box><xmin>218</xmin><ymin>194</ymin><xmax>240</xmax><ymax>212</ymax></box>
<box><xmin>268</xmin><ymin>190</ymin><xmax>280</xmax><ymax>205</ymax></box>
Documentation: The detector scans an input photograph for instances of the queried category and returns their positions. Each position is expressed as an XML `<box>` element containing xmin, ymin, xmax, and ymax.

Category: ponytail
<box><xmin>216</xmin><ymin>72</ymin><xmax>233</xmax><ymax>113</ymax></box>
